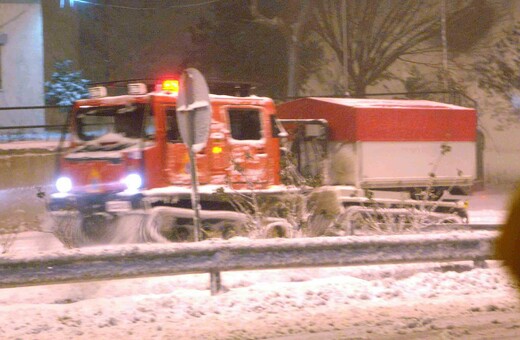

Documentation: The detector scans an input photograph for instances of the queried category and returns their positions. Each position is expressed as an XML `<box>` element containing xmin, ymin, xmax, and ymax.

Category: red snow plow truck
<box><xmin>47</xmin><ymin>74</ymin><xmax>477</xmax><ymax>247</ymax></box>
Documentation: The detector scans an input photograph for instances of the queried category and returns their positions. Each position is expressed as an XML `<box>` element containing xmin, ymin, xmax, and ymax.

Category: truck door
<box><xmin>226</xmin><ymin>107</ymin><xmax>269</xmax><ymax>189</ymax></box>
<box><xmin>164</xmin><ymin>105</ymin><xmax>210</xmax><ymax>185</ymax></box>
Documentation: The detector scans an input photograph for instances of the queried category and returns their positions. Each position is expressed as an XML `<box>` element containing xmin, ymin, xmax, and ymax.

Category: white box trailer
<box><xmin>277</xmin><ymin>97</ymin><xmax>477</xmax><ymax>195</ymax></box>
<box><xmin>328</xmin><ymin>141</ymin><xmax>475</xmax><ymax>189</ymax></box>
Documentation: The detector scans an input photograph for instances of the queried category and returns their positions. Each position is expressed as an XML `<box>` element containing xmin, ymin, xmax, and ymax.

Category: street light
<box><xmin>60</xmin><ymin>0</ymin><xmax>75</xmax><ymax>8</ymax></box>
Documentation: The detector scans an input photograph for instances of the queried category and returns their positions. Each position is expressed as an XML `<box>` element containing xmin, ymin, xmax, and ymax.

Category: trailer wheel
<box><xmin>338</xmin><ymin>206</ymin><xmax>381</xmax><ymax>235</ymax></box>
<box><xmin>349</xmin><ymin>210</ymin><xmax>377</xmax><ymax>234</ymax></box>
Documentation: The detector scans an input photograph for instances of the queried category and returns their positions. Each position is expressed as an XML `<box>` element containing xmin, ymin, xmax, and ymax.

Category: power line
<box><xmin>62</xmin><ymin>0</ymin><xmax>223</xmax><ymax>10</ymax></box>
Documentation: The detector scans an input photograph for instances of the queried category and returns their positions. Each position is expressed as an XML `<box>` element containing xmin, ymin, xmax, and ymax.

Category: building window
<box><xmin>0</xmin><ymin>33</ymin><xmax>6</xmax><ymax>91</ymax></box>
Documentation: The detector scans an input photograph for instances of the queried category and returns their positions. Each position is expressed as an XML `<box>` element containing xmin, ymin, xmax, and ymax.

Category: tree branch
<box><xmin>249</xmin><ymin>0</ymin><xmax>285</xmax><ymax>32</ymax></box>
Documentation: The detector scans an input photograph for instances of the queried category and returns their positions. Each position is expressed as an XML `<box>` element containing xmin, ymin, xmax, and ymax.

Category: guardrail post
<box><xmin>210</xmin><ymin>269</ymin><xmax>222</xmax><ymax>295</ymax></box>
<box><xmin>473</xmin><ymin>258</ymin><xmax>488</xmax><ymax>269</ymax></box>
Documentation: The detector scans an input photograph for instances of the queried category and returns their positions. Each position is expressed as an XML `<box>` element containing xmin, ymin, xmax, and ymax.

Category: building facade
<box><xmin>0</xmin><ymin>0</ymin><xmax>44</xmax><ymax>127</ymax></box>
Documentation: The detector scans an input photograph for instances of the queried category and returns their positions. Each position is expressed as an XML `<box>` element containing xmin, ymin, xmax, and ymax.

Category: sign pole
<box><xmin>188</xmin><ymin>126</ymin><xmax>202</xmax><ymax>241</ymax></box>
<box><xmin>184</xmin><ymin>73</ymin><xmax>201</xmax><ymax>241</ymax></box>
<box><xmin>176</xmin><ymin>68</ymin><xmax>212</xmax><ymax>242</ymax></box>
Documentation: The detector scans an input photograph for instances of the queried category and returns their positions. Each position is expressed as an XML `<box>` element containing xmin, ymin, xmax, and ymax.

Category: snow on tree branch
<box><xmin>45</xmin><ymin>60</ymin><xmax>90</xmax><ymax>106</ymax></box>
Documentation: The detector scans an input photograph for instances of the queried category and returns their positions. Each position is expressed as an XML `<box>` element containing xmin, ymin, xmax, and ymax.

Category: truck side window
<box><xmin>166</xmin><ymin>106</ymin><xmax>182</xmax><ymax>142</ymax></box>
<box><xmin>228</xmin><ymin>109</ymin><xmax>262</xmax><ymax>140</ymax></box>
<box><xmin>145</xmin><ymin>112</ymin><xmax>155</xmax><ymax>139</ymax></box>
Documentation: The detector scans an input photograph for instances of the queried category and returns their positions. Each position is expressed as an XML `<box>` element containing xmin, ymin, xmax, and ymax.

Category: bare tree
<box><xmin>474</xmin><ymin>21</ymin><xmax>520</xmax><ymax>128</ymax></box>
<box><xmin>313</xmin><ymin>0</ymin><xmax>449</xmax><ymax>97</ymax></box>
<box><xmin>249</xmin><ymin>0</ymin><xmax>313</xmax><ymax>98</ymax></box>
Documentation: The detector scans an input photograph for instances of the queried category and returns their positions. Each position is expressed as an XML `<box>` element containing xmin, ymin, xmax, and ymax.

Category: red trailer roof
<box><xmin>276</xmin><ymin>97</ymin><xmax>477</xmax><ymax>142</ymax></box>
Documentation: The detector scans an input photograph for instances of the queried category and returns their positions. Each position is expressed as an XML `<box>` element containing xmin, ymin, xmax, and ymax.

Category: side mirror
<box><xmin>271</xmin><ymin>115</ymin><xmax>288</xmax><ymax>138</ymax></box>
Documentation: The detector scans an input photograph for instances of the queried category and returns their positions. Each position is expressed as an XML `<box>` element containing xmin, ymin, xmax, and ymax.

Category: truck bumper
<box><xmin>48</xmin><ymin>192</ymin><xmax>144</xmax><ymax>215</ymax></box>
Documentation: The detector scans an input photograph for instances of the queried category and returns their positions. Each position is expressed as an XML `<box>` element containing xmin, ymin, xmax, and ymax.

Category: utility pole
<box><xmin>103</xmin><ymin>0</ymin><xmax>111</xmax><ymax>81</ymax></box>
<box><xmin>341</xmin><ymin>0</ymin><xmax>349</xmax><ymax>96</ymax></box>
<box><xmin>440</xmin><ymin>0</ymin><xmax>449</xmax><ymax>94</ymax></box>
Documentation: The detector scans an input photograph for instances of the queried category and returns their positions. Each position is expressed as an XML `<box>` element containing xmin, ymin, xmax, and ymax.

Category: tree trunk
<box><xmin>352</xmin><ymin>79</ymin><xmax>366</xmax><ymax>98</ymax></box>
<box><xmin>249</xmin><ymin>0</ymin><xmax>312</xmax><ymax>99</ymax></box>
<box><xmin>286</xmin><ymin>35</ymin><xmax>298</xmax><ymax>98</ymax></box>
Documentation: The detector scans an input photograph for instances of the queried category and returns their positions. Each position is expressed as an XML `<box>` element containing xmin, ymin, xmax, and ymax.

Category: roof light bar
<box><xmin>128</xmin><ymin>83</ymin><xmax>148</xmax><ymax>95</ymax></box>
<box><xmin>88</xmin><ymin>86</ymin><xmax>107</xmax><ymax>98</ymax></box>
<box><xmin>161</xmin><ymin>79</ymin><xmax>179</xmax><ymax>94</ymax></box>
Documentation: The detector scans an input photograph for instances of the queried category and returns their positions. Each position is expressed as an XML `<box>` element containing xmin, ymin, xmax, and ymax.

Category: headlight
<box><xmin>122</xmin><ymin>173</ymin><xmax>142</xmax><ymax>192</ymax></box>
<box><xmin>56</xmin><ymin>177</ymin><xmax>72</xmax><ymax>193</ymax></box>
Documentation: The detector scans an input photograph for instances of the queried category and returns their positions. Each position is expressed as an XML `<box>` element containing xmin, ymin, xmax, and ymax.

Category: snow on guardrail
<box><xmin>0</xmin><ymin>230</ymin><xmax>498</xmax><ymax>294</ymax></box>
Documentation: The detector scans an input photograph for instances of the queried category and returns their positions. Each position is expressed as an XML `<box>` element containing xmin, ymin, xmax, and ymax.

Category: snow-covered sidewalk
<box><xmin>0</xmin><ymin>261</ymin><xmax>518</xmax><ymax>339</ymax></box>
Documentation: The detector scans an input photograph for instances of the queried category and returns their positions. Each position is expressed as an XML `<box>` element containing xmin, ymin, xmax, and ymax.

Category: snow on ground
<box><xmin>467</xmin><ymin>186</ymin><xmax>511</xmax><ymax>225</ymax></box>
<box><xmin>0</xmin><ymin>261</ymin><xmax>518</xmax><ymax>339</ymax></box>
<box><xmin>0</xmin><ymin>140</ymin><xmax>60</xmax><ymax>151</ymax></box>
<box><xmin>0</xmin><ymin>186</ymin><xmax>518</xmax><ymax>339</ymax></box>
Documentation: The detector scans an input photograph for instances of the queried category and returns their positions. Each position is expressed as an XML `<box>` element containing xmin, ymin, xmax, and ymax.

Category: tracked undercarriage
<box><xmin>47</xmin><ymin>184</ymin><xmax>468</xmax><ymax>248</ymax></box>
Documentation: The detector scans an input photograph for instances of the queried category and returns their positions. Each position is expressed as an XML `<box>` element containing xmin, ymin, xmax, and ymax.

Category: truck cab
<box><xmin>49</xmin><ymin>80</ymin><xmax>282</xmax><ymax>216</ymax></box>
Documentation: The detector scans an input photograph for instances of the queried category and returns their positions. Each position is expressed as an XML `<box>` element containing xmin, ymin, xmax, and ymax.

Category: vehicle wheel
<box><xmin>81</xmin><ymin>214</ymin><xmax>115</xmax><ymax>243</ymax></box>
<box><xmin>264</xmin><ymin>222</ymin><xmax>290</xmax><ymax>238</ymax></box>
<box><xmin>306</xmin><ymin>214</ymin><xmax>335</xmax><ymax>236</ymax></box>
<box><xmin>51</xmin><ymin>212</ymin><xmax>114</xmax><ymax>247</ymax></box>
<box><xmin>221</xmin><ymin>226</ymin><xmax>235</xmax><ymax>240</ymax></box>
<box><xmin>50</xmin><ymin>212</ymin><xmax>82</xmax><ymax>248</ymax></box>
<box><xmin>168</xmin><ymin>226</ymin><xmax>192</xmax><ymax>242</ymax></box>
<box><xmin>156</xmin><ymin>217</ymin><xmax>194</xmax><ymax>242</ymax></box>
<box><xmin>345</xmin><ymin>208</ymin><xmax>384</xmax><ymax>235</ymax></box>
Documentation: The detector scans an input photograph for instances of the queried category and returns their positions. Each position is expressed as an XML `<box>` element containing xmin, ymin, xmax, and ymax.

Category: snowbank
<box><xmin>0</xmin><ymin>262</ymin><xmax>518</xmax><ymax>339</ymax></box>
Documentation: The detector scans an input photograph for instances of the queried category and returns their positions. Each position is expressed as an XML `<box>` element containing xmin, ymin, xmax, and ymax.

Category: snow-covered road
<box><xmin>0</xmin><ymin>185</ymin><xmax>517</xmax><ymax>339</ymax></box>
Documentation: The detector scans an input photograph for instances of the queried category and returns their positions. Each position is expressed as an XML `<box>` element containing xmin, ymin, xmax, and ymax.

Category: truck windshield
<box><xmin>75</xmin><ymin>103</ymin><xmax>153</xmax><ymax>141</ymax></box>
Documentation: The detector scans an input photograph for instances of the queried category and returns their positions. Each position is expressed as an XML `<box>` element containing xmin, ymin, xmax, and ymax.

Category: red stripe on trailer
<box><xmin>276</xmin><ymin>97</ymin><xmax>477</xmax><ymax>142</ymax></box>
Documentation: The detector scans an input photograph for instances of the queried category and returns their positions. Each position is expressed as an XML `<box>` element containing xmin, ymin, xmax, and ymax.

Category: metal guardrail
<box><xmin>0</xmin><ymin>105</ymin><xmax>70</xmax><ymax>111</ymax></box>
<box><xmin>0</xmin><ymin>231</ymin><xmax>497</xmax><ymax>295</ymax></box>
<box><xmin>0</xmin><ymin>124</ymin><xmax>66</xmax><ymax>131</ymax></box>
<box><xmin>0</xmin><ymin>105</ymin><xmax>70</xmax><ymax>141</ymax></box>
